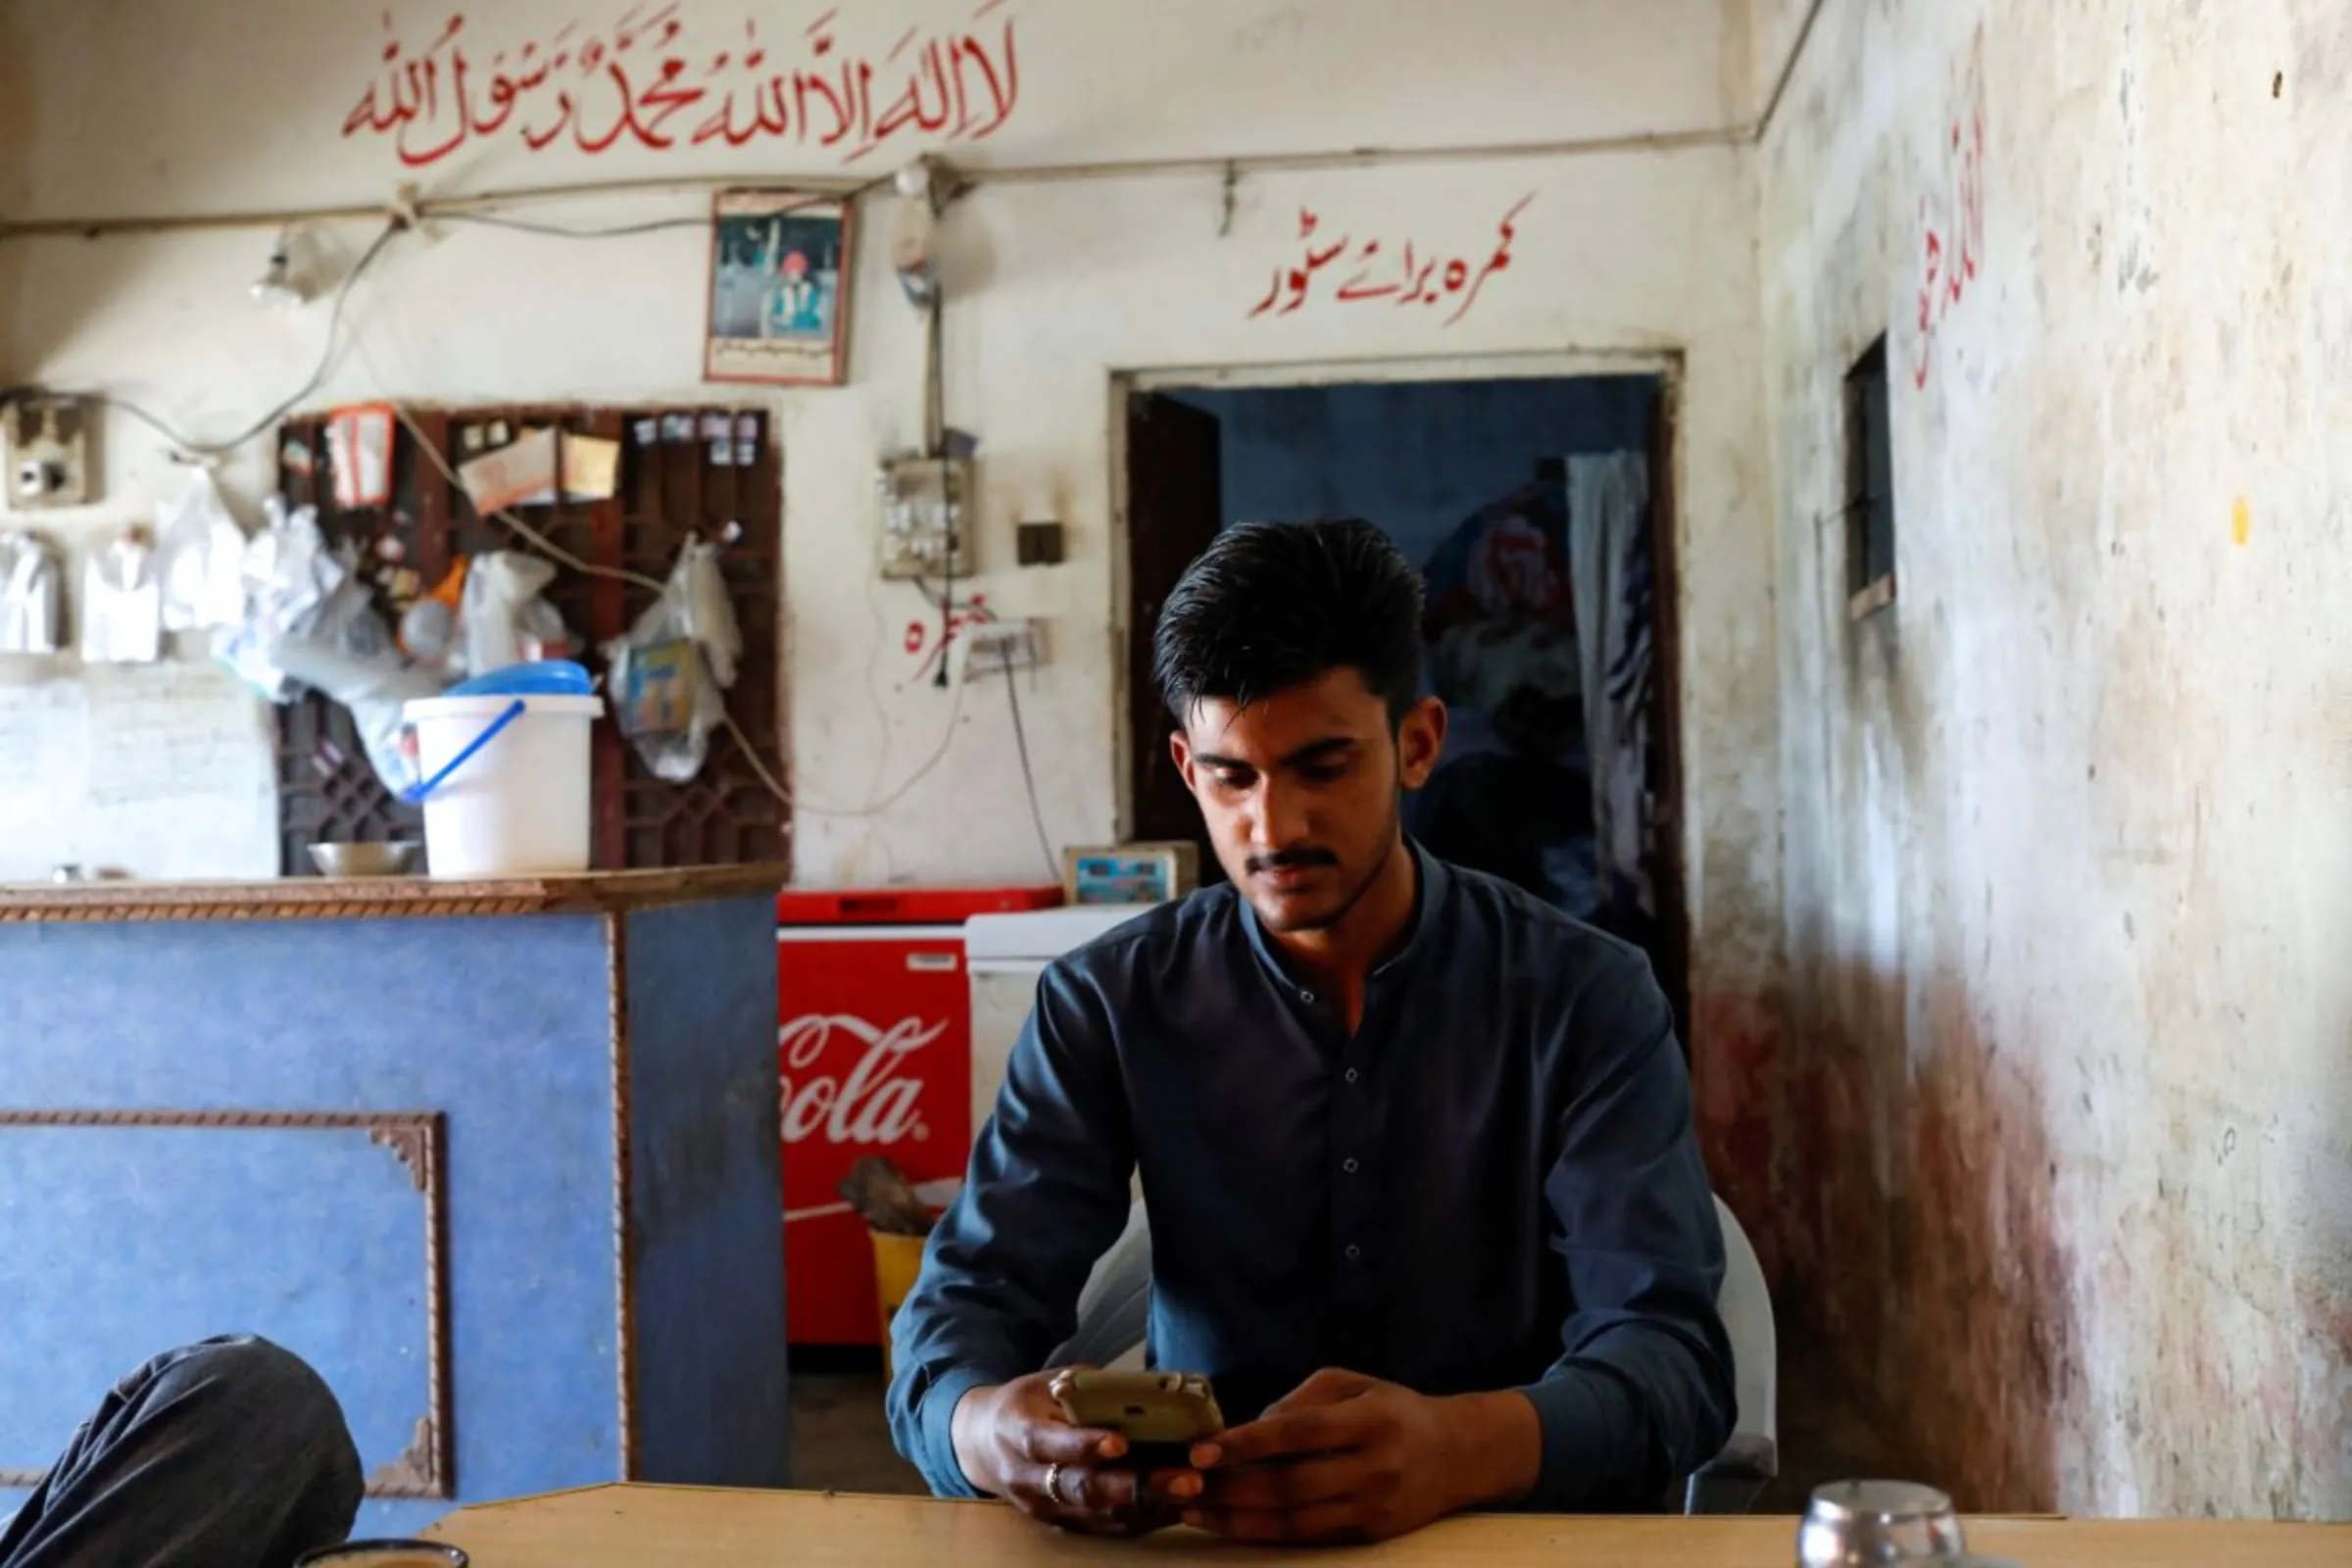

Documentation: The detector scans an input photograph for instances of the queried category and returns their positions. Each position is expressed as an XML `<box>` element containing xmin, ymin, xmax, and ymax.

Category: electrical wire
<box><xmin>798</xmin><ymin>577</ymin><xmax>991</xmax><ymax>813</ymax></box>
<box><xmin>718</xmin><ymin>707</ymin><xmax>798</xmax><ymax>814</ymax></box>
<box><xmin>75</xmin><ymin>183</ymin><xmax>883</xmax><ymax>456</ymax></box>
<box><xmin>433</xmin><ymin>211</ymin><xmax>716</xmax><ymax>240</ymax></box>
<box><xmin>11</xmin><ymin>179</ymin><xmax>974</xmax><ymax>830</ymax></box>
<box><xmin>381</xmin><ymin>397</ymin><xmax>667</xmax><ymax>595</ymax></box>
<box><xmin>909</xmin><ymin>576</ymin><xmax>993</xmax><ymax>615</ymax></box>
<box><xmin>998</xmin><ymin>645</ymin><xmax>1059</xmax><ymax>878</ymax></box>
<box><xmin>905</xmin><ymin>572</ymin><xmax>994</xmax><ymax>684</ymax></box>
<box><xmin>433</xmin><ymin>180</ymin><xmax>889</xmax><ymax>240</ymax></box>
<box><xmin>379</xmin><ymin>393</ymin><xmax>986</xmax><ymax>822</ymax></box>
<box><xmin>316</xmin><ymin>200</ymin><xmax>981</xmax><ymax>826</ymax></box>
<box><xmin>353</xmin><ymin>188</ymin><xmax>956</xmax><ymax>821</ymax></box>
<box><xmin>793</xmin><ymin>671</ymin><xmax>969</xmax><ymax>819</ymax></box>
<box><xmin>923</xmin><ymin>290</ymin><xmax>955</xmax><ymax>688</ymax></box>
<box><xmin>379</xmin><ymin>395</ymin><xmax>811</xmax><ymax>810</ymax></box>
<box><xmin>855</xmin><ymin>569</ymin><xmax>901</xmax><ymax>805</ymax></box>
<box><xmin>95</xmin><ymin>220</ymin><xmax>404</xmax><ymax>459</ymax></box>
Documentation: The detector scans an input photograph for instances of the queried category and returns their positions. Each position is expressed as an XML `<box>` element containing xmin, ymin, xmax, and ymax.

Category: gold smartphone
<box><xmin>1049</xmin><ymin>1369</ymin><xmax>1225</xmax><ymax>1447</ymax></box>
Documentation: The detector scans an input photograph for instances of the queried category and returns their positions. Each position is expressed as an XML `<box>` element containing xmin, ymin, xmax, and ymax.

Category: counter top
<box><xmin>0</xmin><ymin>865</ymin><xmax>790</xmax><ymax>924</ymax></box>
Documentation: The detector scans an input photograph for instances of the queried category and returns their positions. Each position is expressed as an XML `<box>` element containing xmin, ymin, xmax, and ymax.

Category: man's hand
<box><xmin>949</xmin><ymin>1371</ymin><xmax>1202</xmax><ymax>1535</ymax></box>
<box><xmin>1181</xmin><ymin>1369</ymin><xmax>1540</xmax><ymax>1544</ymax></box>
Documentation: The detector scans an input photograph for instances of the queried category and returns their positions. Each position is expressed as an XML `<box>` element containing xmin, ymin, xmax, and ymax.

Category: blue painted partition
<box><xmin>622</xmin><ymin>896</ymin><xmax>793</xmax><ymax>1487</ymax></box>
<box><xmin>0</xmin><ymin>872</ymin><xmax>788</xmax><ymax>1538</ymax></box>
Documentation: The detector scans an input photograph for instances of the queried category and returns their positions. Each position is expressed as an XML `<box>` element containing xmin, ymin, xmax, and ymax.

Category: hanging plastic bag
<box><xmin>0</xmin><ymin>531</ymin><xmax>61</xmax><ymax>655</ymax></box>
<box><xmin>676</xmin><ymin>537</ymin><xmax>742</xmax><ymax>689</ymax></box>
<box><xmin>196</xmin><ymin>492</ymin><xmax>445</xmax><ymax>791</ymax></box>
<box><xmin>304</xmin><ymin>563</ymin><xmax>395</xmax><ymax>663</ymax></box>
<box><xmin>213</xmin><ymin>496</ymin><xmax>344</xmax><ymax>701</ymax></box>
<box><xmin>269</xmin><ymin>563</ymin><xmax>441</xmax><ymax>793</ymax></box>
<box><xmin>80</xmin><ymin>531</ymin><xmax>163</xmax><ymax>664</ymax></box>
<box><xmin>155</xmin><ymin>468</ymin><xmax>248</xmax><ymax>632</ymax></box>
<box><xmin>458</xmin><ymin>551</ymin><xmax>577</xmax><ymax>678</ymax></box>
<box><xmin>602</xmin><ymin>539</ymin><xmax>742</xmax><ymax>783</ymax></box>
<box><xmin>270</xmin><ymin>633</ymin><xmax>444</xmax><ymax>796</ymax></box>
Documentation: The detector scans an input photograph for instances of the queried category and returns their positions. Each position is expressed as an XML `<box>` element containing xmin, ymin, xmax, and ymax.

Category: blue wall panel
<box><xmin>0</xmin><ymin>1123</ymin><xmax>436</xmax><ymax>1489</ymax></box>
<box><xmin>622</xmin><ymin>895</ymin><xmax>790</xmax><ymax>1488</ymax></box>
<box><xmin>0</xmin><ymin>915</ymin><xmax>618</xmax><ymax>1537</ymax></box>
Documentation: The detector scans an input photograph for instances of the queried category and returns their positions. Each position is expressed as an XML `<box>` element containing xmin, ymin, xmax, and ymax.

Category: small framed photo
<box><xmin>705</xmin><ymin>189</ymin><xmax>854</xmax><ymax>386</ymax></box>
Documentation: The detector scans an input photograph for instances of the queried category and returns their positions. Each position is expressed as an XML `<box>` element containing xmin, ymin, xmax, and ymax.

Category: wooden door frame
<box><xmin>1109</xmin><ymin>350</ymin><xmax>1690</xmax><ymax>1028</ymax></box>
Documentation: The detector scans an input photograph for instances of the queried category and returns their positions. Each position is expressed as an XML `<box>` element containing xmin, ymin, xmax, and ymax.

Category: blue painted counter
<box><xmin>0</xmin><ymin>867</ymin><xmax>790</xmax><ymax>1537</ymax></box>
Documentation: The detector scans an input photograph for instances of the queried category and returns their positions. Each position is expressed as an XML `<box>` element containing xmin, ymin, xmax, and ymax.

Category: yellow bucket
<box><xmin>869</xmin><ymin>1229</ymin><xmax>930</xmax><ymax>1382</ymax></box>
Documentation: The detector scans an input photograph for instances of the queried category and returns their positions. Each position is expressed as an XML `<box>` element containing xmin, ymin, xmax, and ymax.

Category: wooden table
<box><xmin>429</xmin><ymin>1485</ymin><xmax>2352</xmax><ymax>1564</ymax></box>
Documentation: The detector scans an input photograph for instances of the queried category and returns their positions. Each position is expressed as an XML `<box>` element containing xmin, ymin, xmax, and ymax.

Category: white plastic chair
<box><xmin>1683</xmin><ymin>1194</ymin><xmax>1779</xmax><ymax>1514</ymax></box>
<box><xmin>1052</xmin><ymin>1200</ymin><xmax>1152</xmax><ymax>1371</ymax></box>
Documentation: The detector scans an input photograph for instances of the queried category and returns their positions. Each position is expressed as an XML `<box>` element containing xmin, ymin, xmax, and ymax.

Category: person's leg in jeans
<box><xmin>0</xmin><ymin>1335</ymin><xmax>363</xmax><ymax>1568</ymax></box>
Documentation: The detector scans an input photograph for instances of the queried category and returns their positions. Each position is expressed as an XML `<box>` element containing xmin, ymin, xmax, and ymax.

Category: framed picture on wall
<box><xmin>705</xmin><ymin>189</ymin><xmax>855</xmax><ymax>386</ymax></box>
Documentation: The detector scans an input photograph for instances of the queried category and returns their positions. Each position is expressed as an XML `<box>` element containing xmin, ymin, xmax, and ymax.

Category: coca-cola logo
<box><xmin>778</xmin><ymin>1013</ymin><xmax>945</xmax><ymax>1146</ymax></box>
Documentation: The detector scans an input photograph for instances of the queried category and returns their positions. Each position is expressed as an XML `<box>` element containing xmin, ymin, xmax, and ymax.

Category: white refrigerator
<box><xmin>961</xmin><ymin>905</ymin><xmax>1154</xmax><ymax>1141</ymax></box>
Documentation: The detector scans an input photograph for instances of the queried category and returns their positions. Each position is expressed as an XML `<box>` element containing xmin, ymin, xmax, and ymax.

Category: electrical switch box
<box><xmin>960</xmin><ymin>617</ymin><xmax>1043</xmax><ymax>681</ymax></box>
<box><xmin>1016</xmin><ymin>520</ymin><xmax>1065</xmax><ymax>566</ymax></box>
<box><xmin>878</xmin><ymin>453</ymin><xmax>973</xmax><ymax>581</ymax></box>
<box><xmin>3</xmin><ymin>396</ymin><xmax>93</xmax><ymax>511</ymax></box>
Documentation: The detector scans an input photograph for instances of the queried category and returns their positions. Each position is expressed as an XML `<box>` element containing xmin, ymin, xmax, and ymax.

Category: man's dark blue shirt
<box><xmin>886</xmin><ymin>846</ymin><xmax>1734</xmax><ymax>1511</ymax></box>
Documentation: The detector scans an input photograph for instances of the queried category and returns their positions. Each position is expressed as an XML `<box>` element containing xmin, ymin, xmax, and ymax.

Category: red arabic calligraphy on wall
<box><xmin>343</xmin><ymin>2</ymin><xmax>1021</xmax><ymax>168</ymax></box>
<box><xmin>1912</xmin><ymin>30</ymin><xmax>1986</xmax><ymax>390</ymax></box>
<box><xmin>1250</xmin><ymin>195</ymin><xmax>1535</xmax><ymax>327</ymax></box>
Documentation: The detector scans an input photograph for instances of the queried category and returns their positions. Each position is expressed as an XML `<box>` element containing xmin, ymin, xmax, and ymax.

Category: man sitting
<box><xmin>886</xmin><ymin>518</ymin><xmax>1733</xmax><ymax>1543</ymax></box>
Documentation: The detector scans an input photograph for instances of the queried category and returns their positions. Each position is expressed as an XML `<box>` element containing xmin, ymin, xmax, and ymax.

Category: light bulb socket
<box><xmin>251</xmin><ymin>230</ymin><xmax>305</xmax><ymax>307</ymax></box>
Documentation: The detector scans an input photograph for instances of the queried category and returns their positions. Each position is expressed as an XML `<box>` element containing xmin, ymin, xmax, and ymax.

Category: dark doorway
<box><xmin>1123</xmin><ymin>393</ymin><xmax>1226</xmax><ymax>870</ymax></box>
<box><xmin>1121</xmin><ymin>374</ymin><xmax>1689</xmax><ymax>1037</ymax></box>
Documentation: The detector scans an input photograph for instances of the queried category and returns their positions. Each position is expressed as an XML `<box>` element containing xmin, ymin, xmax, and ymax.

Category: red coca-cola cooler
<box><xmin>777</xmin><ymin>885</ymin><xmax>1061</xmax><ymax>1346</ymax></box>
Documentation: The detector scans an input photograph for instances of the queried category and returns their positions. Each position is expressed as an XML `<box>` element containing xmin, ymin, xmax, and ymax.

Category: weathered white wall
<box><xmin>0</xmin><ymin>0</ymin><xmax>1780</xmax><ymax>1081</ymax></box>
<box><xmin>1762</xmin><ymin>0</ymin><xmax>2351</xmax><ymax>1518</ymax></box>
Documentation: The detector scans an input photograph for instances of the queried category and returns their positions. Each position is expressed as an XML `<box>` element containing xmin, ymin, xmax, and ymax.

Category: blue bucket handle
<box><xmin>401</xmin><ymin>698</ymin><xmax>528</xmax><ymax>806</ymax></box>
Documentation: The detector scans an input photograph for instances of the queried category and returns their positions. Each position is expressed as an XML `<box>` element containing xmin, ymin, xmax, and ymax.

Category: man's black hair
<box><xmin>1152</xmin><ymin>518</ymin><xmax>1426</xmax><ymax>726</ymax></box>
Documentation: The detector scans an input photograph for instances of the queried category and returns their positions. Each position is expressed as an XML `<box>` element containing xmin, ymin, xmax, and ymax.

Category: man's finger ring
<box><xmin>1045</xmin><ymin>1461</ymin><xmax>1076</xmax><ymax>1507</ymax></box>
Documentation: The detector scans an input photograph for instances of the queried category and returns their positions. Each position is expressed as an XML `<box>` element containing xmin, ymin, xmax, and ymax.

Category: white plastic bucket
<box><xmin>401</xmin><ymin>692</ymin><xmax>604</xmax><ymax>878</ymax></box>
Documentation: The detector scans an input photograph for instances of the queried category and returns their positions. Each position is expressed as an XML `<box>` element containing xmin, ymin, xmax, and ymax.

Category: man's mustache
<box><xmin>1247</xmin><ymin>848</ymin><xmax>1339</xmax><ymax>874</ymax></box>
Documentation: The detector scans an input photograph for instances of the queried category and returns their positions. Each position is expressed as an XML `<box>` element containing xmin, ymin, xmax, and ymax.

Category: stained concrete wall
<box><xmin>1761</xmin><ymin>0</ymin><xmax>2352</xmax><ymax>1518</ymax></box>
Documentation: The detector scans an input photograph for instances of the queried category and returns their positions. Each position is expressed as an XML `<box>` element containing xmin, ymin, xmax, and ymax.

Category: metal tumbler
<box><xmin>1797</xmin><ymin>1479</ymin><xmax>1968</xmax><ymax>1565</ymax></box>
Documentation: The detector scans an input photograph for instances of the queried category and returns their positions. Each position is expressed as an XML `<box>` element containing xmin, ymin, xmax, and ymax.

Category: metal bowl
<box><xmin>1798</xmin><ymin>1480</ymin><xmax>1966</xmax><ymax>1564</ymax></box>
<box><xmin>307</xmin><ymin>842</ymin><xmax>424</xmax><ymax>878</ymax></box>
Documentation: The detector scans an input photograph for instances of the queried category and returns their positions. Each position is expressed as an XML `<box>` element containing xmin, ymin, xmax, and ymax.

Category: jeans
<box><xmin>0</xmin><ymin>1337</ymin><xmax>363</xmax><ymax>1568</ymax></box>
